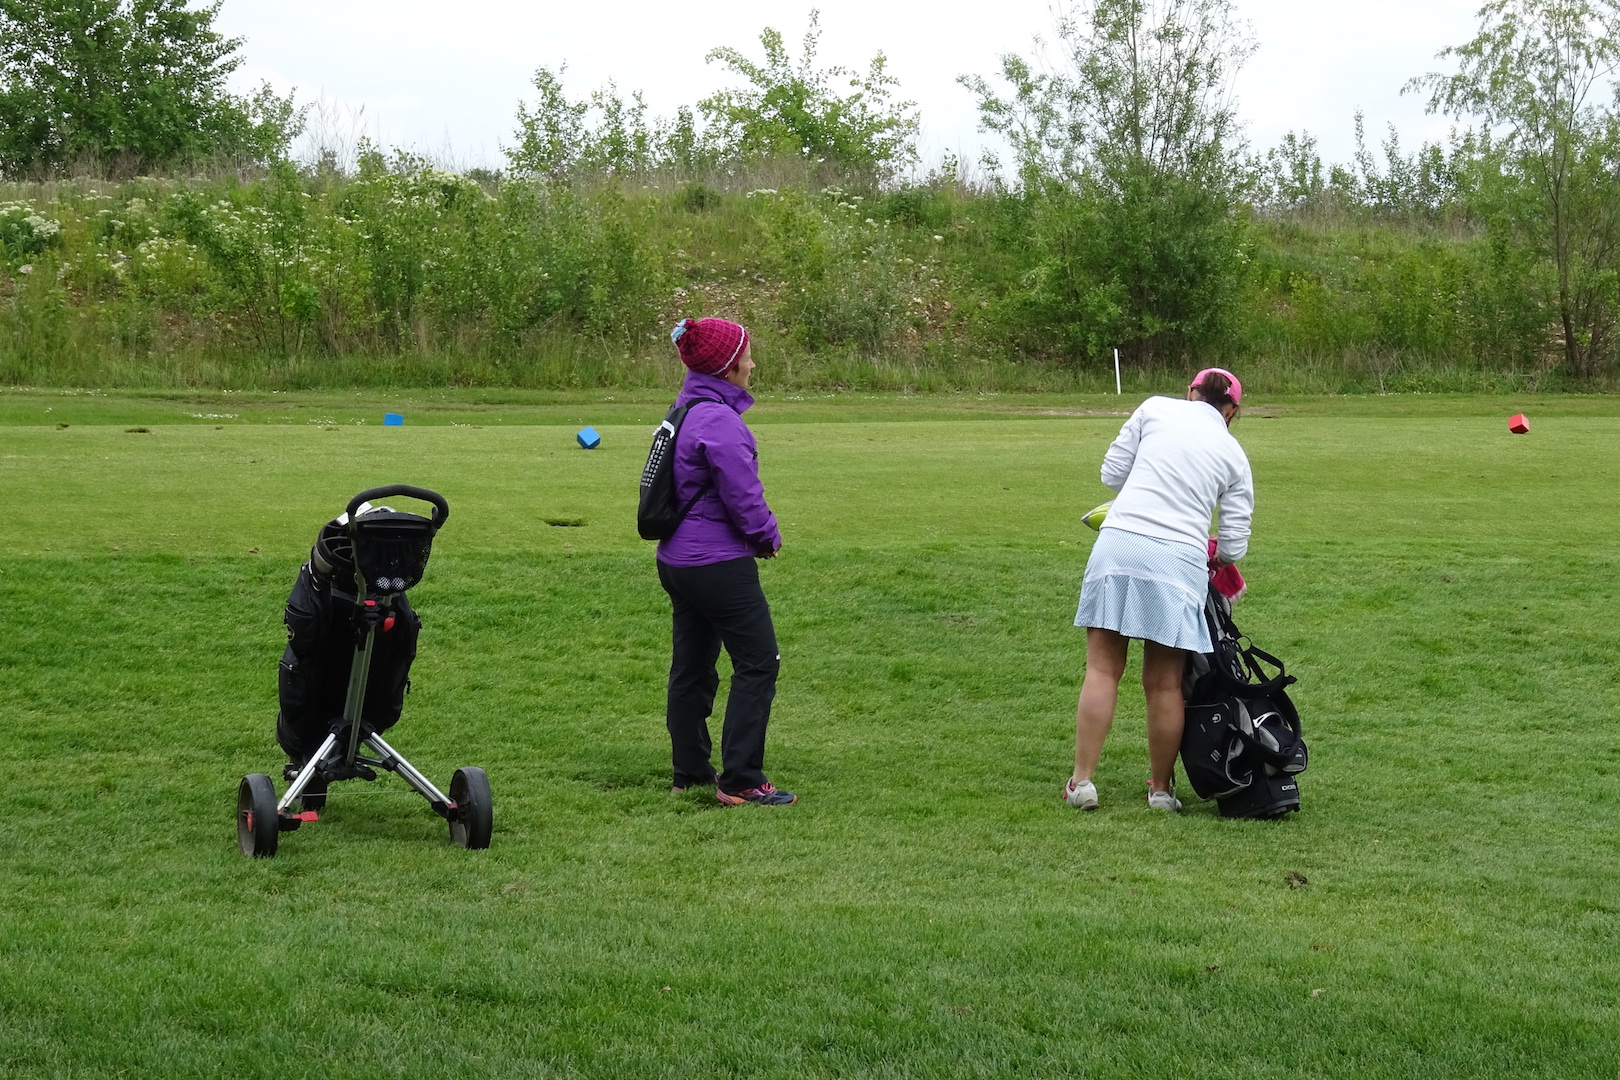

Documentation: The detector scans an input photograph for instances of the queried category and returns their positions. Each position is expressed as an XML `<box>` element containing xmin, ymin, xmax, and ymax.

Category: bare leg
<box><xmin>1142</xmin><ymin>639</ymin><xmax>1188</xmax><ymax>791</ymax></box>
<box><xmin>1073</xmin><ymin>628</ymin><xmax>1129</xmax><ymax>782</ymax></box>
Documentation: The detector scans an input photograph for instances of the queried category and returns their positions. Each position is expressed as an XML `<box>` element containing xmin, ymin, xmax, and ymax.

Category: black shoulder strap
<box><xmin>668</xmin><ymin>397</ymin><xmax>727</xmax><ymax>525</ymax></box>
<box><xmin>1240</xmin><ymin>644</ymin><xmax>1296</xmax><ymax>696</ymax></box>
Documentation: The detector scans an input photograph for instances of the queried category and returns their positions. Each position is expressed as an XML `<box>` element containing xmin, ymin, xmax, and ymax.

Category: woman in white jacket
<box><xmin>1064</xmin><ymin>368</ymin><xmax>1253</xmax><ymax>812</ymax></box>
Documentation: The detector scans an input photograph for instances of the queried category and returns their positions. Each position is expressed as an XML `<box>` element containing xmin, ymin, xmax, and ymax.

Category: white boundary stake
<box><xmin>1113</xmin><ymin>348</ymin><xmax>1121</xmax><ymax>395</ymax></box>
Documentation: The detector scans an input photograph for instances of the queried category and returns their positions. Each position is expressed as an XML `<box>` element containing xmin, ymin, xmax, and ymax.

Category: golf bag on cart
<box><xmin>275</xmin><ymin>532</ymin><xmax>420</xmax><ymax>769</ymax></box>
<box><xmin>236</xmin><ymin>485</ymin><xmax>492</xmax><ymax>858</ymax></box>
<box><xmin>1180</xmin><ymin>584</ymin><xmax>1309</xmax><ymax>819</ymax></box>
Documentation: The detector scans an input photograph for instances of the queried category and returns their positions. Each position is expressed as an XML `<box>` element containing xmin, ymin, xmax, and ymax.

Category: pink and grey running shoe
<box><xmin>716</xmin><ymin>781</ymin><xmax>797</xmax><ymax>806</ymax></box>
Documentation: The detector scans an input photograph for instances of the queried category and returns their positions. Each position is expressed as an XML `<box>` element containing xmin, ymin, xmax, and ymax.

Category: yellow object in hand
<box><xmin>1081</xmin><ymin>501</ymin><xmax>1113</xmax><ymax>531</ymax></box>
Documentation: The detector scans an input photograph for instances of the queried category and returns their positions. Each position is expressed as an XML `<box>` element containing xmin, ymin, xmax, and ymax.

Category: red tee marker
<box><xmin>1508</xmin><ymin>413</ymin><xmax>1530</xmax><ymax>434</ymax></box>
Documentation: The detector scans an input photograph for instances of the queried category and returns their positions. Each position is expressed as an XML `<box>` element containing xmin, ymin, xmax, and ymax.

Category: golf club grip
<box><xmin>348</xmin><ymin>485</ymin><xmax>450</xmax><ymax>528</ymax></box>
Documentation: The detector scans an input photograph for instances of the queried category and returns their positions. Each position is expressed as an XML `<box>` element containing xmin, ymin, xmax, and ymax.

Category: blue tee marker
<box><xmin>383</xmin><ymin>412</ymin><xmax>404</xmax><ymax>426</ymax></box>
<box><xmin>576</xmin><ymin>426</ymin><xmax>601</xmax><ymax>449</ymax></box>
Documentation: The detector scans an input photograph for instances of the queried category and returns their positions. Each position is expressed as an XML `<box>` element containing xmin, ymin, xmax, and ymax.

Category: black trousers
<box><xmin>657</xmin><ymin>556</ymin><xmax>780</xmax><ymax>792</ymax></box>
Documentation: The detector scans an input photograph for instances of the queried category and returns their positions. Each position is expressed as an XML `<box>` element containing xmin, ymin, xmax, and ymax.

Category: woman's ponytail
<box><xmin>1191</xmin><ymin>369</ymin><xmax>1239</xmax><ymax>419</ymax></box>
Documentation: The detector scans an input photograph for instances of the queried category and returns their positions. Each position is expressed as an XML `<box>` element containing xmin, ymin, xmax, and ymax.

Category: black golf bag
<box><xmin>239</xmin><ymin>485</ymin><xmax>492</xmax><ymax>859</ymax></box>
<box><xmin>275</xmin><ymin>514</ymin><xmax>422</xmax><ymax>766</ymax></box>
<box><xmin>1180</xmin><ymin>584</ymin><xmax>1308</xmax><ymax>819</ymax></box>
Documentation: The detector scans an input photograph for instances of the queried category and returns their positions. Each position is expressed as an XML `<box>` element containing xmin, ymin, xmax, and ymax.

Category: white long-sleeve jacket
<box><xmin>1098</xmin><ymin>396</ymin><xmax>1254</xmax><ymax>562</ymax></box>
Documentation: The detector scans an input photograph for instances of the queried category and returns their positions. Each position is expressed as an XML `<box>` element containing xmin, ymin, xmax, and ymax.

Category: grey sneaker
<box><xmin>1063</xmin><ymin>777</ymin><xmax>1099</xmax><ymax>810</ymax></box>
<box><xmin>1146</xmin><ymin>782</ymin><xmax>1182</xmax><ymax>812</ymax></box>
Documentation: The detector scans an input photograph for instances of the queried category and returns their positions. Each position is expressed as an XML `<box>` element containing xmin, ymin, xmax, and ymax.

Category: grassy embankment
<box><xmin>1</xmin><ymin>171</ymin><xmax>1591</xmax><ymax>395</ymax></box>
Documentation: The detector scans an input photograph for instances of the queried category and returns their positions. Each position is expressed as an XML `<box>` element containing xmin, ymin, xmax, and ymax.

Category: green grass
<box><xmin>1</xmin><ymin>391</ymin><xmax>1617</xmax><ymax>1078</ymax></box>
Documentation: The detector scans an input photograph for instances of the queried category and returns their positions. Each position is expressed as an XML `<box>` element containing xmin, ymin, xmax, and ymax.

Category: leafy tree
<box><xmin>509</xmin><ymin>15</ymin><xmax>919</xmax><ymax>184</ymax></box>
<box><xmin>1261</xmin><ymin>131</ymin><xmax>1328</xmax><ymax>211</ymax></box>
<box><xmin>0</xmin><ymin>0</ymin><xmax>298</xmax><ymax>176</ymax></box>
<box><xmin>963</xmin><ymin>0</ymin><xmax>1254</xmax><ymax>366</ymax></box>
<box><xmin>1254</xmin><ymin>117</ymin><xmax>1480</xmax><ymax>217</ymax></box>
<box><xmin>1412</xmin><ymin>0</ymin><xmax>1620</xmax><ymax>377</ymax></box>
<box><xmin>508</xmin><ymin>66</ymin><xmax>666</xmax><ymax>180</ymax></box>
<box><xmin>700</xmin><ymin>10</ymin><xmax>919</xmax><ymax>180</ymax></box>
<box><xmin>508</xmin><ymin>67</ymin><xmax>592</xmax><ymax>180</ymax></box>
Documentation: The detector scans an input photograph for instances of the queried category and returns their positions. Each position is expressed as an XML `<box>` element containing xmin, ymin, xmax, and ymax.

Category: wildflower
<box><xmin>933</xmin><ymin>235</ymin><xmax>944</xmax><ymax>241</ymax></box>
<box><xmin>18</xmin><ymin>264</ymin><xmax>32</xmax><ymax>275</ymax></box>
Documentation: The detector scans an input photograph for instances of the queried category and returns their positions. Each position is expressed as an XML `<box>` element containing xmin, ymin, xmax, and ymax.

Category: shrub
<box><xmin>0</xmin><ymin>200</ymin><xmax>61</xmax><ymax>266</ymax></box>
<box><xmin>676</xmin><ymin>182</ymin><xmax>721</xmax><ymax>214</ymax></box>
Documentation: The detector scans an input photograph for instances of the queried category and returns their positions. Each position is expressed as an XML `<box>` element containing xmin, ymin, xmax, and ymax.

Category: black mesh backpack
<box><xmin>637</xmin><ymin>398</ymin><xmax>722</xmax><ymax>540</ymax></box>
<box><xmin>1180</xmin><ymin>584</ymin><xmax>1309</xmax><ymax>819</ymax></box>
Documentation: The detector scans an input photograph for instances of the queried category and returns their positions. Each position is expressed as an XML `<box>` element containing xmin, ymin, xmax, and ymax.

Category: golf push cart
<box><xmin>236</xmin><ymin>485</ymin><xmax>491</xmax><ymax>858</ymax></box>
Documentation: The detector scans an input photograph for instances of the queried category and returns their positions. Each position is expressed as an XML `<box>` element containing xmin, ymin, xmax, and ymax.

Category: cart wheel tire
<box><xmin>301</xmin><ymin>775</ymin><xmax>328</xmax><ymax>812</ymax></box>
<box><xmin>448</xmin><ymin>767</ymin><xmax>492</xmax><ymax>850</ymax></box>
<box><xmin>237</xmin><ymin>773</ymin><xmax>279</xmax><ymax>858</ymax></box>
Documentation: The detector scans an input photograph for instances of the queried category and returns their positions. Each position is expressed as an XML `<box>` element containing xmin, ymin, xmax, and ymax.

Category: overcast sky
<box><xmin>215</xmin><ymin>0</ymin><xmax>1484</xmax><ymax>173</ymax></box>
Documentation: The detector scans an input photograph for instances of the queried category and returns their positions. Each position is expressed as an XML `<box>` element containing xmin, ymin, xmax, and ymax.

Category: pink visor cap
<box><xmin>1188</xmin><ymin>367</ymin><xmax>1242</xmax><ymax>405</ymax></box>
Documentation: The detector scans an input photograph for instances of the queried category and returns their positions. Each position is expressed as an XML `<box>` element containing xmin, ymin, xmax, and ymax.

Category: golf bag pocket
<box><xmin>1182</xmin><ymin>701</ymin><xmax>1254</xmax><ymax>800</ymax></box>
<box><xmin>362</xmin><ymin>601</ymin><xmax>419</xmax><ymax>732</ymax></box>
<box><xmin>1182</xmin><ymin>693</ymin><xmax>1307</xmax><ymax>803</ymax></box>
<box><xmin>1217</xmin><ymin>772</ymin><xmax>1300</xmax><ymax>820</ymax></box>
<box><xmin>284</xmin><ymin>563</ymin><xmax>339</xmax><ymax>662</ymax></box>
<box><xmin>278</xmin><ymin>654</ymin><xmax>310</xmax><ymax>715</ymax></box>
<box><xmin>1241</xmin><ymin>695</ymin><xmax>1308</xmax><ymax>776</ymax></box>
<box><xmin>276</xmin><ymin>651</ymin><xmax>327</xmax><ymax>763</ymax></box>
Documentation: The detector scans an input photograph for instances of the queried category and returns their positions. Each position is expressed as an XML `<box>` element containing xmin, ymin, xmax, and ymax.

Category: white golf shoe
<box><xmin>1145</xmin><ymin>783</ymin><xmax>1182</xmax><ymax>812</ymax></box>
<box><xmin>1063</xmin><ymin>777</ymin><xmax>1099</xmax><ymax>811</ymax></box>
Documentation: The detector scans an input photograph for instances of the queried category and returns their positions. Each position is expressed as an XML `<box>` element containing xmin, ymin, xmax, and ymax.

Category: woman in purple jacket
<box><xmin>657</xmin><ymin>317</ymin><xmax>794</xmax><ymax>806</ymax></box>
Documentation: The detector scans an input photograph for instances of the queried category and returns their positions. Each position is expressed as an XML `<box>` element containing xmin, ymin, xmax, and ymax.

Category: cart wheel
<box><xmin>448</xmin><ymin>767</ymin><xmax>492</xmax><ymax>850</ymax></box>
<box><xmin>237</xmin><ymin>773</ymin><xmax>279</xmax><ymax>858</ymax></box>
<box><xmin>301</xmin><ymin>775</ymin><xmax>328</xmax><ymax>812</ymax></box>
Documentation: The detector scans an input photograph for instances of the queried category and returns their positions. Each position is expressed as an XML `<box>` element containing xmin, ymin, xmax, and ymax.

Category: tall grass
<box><xmin>0</xmin><ymin>162</ymin><xmax>1597</xmax><ymax>393</ymax></box>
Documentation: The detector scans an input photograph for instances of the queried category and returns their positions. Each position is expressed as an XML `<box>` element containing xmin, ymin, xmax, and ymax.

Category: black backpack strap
<box><xmin>667</xmin><ymin>398</ymin><xmax>727</xmax><ymax>528</ymax></box>
<box><xmin>672</xmin><ymin>489</ymin><xmax>706</xmax><ymax>524</ymax></box>
<box><xmin>1239</xmin><ymin>644</ymin><xmax>1297</xmax><ymax>696</ymax></box>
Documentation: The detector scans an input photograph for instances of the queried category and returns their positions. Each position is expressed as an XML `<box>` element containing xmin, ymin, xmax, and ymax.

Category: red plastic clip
<box><xmin>382</xmin><ymin>616</ymin><xmax>395</xmax><ymax>632</ymax></box>
<box><xmin>289</xmin><ymin>811</ymin><xmax>319</xmax><ymax>822</ymax></box>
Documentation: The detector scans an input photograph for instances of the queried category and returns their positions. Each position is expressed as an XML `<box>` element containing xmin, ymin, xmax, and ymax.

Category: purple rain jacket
<box><xmin>655</xmin><ymin>371</ymin><xmax>782</xmax><ymax>567</ymax></box>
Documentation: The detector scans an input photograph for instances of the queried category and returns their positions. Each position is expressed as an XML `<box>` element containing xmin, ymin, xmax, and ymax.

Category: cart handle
<box><xmin>347</xmin><ymin>485</ymin><xmax>450</xmax><ymax>529</ymax></box>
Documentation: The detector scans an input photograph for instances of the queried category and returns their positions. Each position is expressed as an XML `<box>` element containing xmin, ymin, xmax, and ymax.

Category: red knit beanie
<box><xmin>671</xmin><ymin>317</ymin><xmax>749</xmax><ymax>376</ymax></box>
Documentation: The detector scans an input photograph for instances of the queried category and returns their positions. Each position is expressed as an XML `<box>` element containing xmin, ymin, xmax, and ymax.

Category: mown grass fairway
<box><xmin>2</xmin><ymin>390</ymin><xmax>1617</xmax><ymax>1079</ymax></box>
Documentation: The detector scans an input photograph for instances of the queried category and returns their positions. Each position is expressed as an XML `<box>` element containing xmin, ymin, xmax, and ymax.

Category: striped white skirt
<box><xmin>1075</xmin><ymin>528</ymin><xmax>1212</xmax><ymax>652</ymax></box>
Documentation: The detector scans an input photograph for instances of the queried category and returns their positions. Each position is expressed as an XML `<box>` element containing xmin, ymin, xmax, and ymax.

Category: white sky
<box><xmin>215</xmin><ymin>0</ymin><xmax>1484</xmax><ymax>173</ymax></box>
